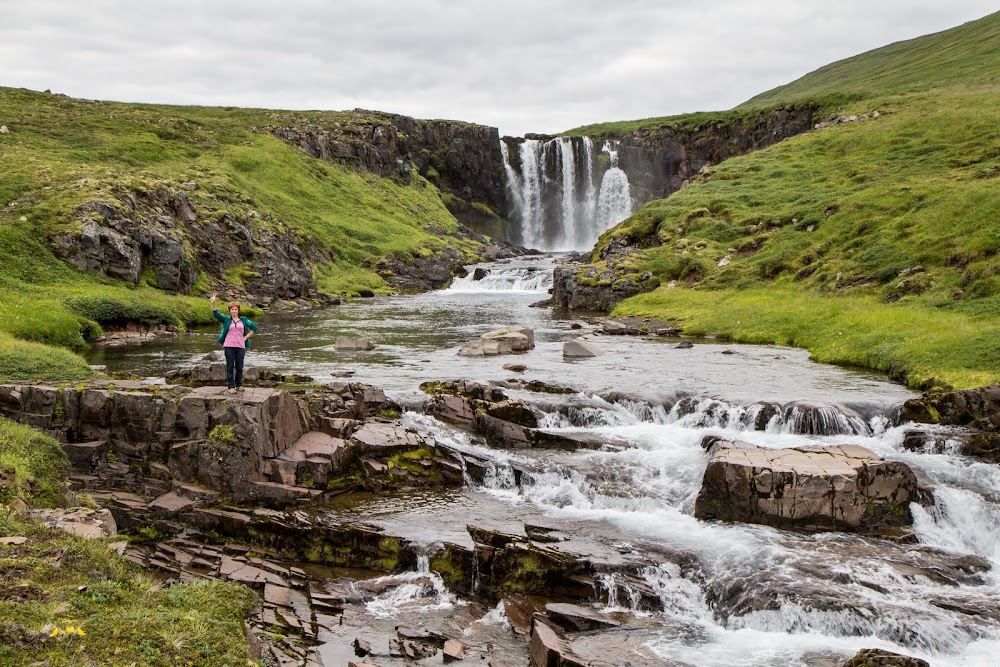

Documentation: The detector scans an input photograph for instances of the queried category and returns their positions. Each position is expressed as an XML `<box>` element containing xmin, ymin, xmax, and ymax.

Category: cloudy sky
<box><xmin>1</xmin><ymin>1</ymin><xmax>996</xmax><ymax>137</ymax></box>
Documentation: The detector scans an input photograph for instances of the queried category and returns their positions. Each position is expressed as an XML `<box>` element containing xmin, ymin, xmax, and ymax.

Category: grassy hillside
<box><xmin>585</xmin><ymin>12</ymin><xmax>1000</xmax><ymax>389</ymax></box>
<box><xmin>742</xmin><ymin>11</ymin><xmax>1000</xmax><ymax>107</ymax></box>
<box><xmin>0</xmin><ymin>417</ymin><xmax>258</xmax><ymax>665</ymax></box>
<box><xmin>0</xmin><ymin>87</ymin><xmax>482</xmax><ymax>379</ymax></box>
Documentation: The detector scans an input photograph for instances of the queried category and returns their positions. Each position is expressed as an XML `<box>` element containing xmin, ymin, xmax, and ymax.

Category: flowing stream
<box><xmin>90</xmin><ymin>255</ymin><xmax>1000</xmax><ymax>666</ymax></box>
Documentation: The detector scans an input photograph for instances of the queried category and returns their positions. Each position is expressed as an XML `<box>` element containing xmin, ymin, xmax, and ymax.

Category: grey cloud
<box><xmin>1</xmin><ymin>1</ymin><xmax>997</xmax><ymax>135</ymax></box>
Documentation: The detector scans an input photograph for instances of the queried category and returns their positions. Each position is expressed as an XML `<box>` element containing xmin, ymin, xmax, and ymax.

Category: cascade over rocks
<box><xmin>422</xmin><ymin>379</ymin><xmax>605</xmax><ymax>450</ymax></box>
<box><xmin>694</xmin><ymin>437</ymin><xmax>929</xmax><ymax>536</ymax></box>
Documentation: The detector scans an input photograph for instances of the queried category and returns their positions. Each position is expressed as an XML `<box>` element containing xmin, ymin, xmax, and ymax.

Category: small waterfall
<box><xmin>500</xmin><ymin>136</ymin><xmax>633</xmax><ymax>251</ymax></box>
<box><xmin>597</xmin><ymin>142</ymin><xmax>633</xmax><ymax>233</ymax></box>
<box><xmin>447</xmin><ymin>266</ymin><xmax>553</xmax><ymax>293</ymax></box>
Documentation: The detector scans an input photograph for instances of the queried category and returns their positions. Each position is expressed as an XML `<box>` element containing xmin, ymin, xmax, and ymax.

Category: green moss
<box><xmin>0</xmin><ymin>417</ymin><xmax>68</xmax><ymax>507</ymax></box>
<box><xmin>207</xmin><ymin>424</ymin><xmax>238</xmax><ymax>447</ymax></box>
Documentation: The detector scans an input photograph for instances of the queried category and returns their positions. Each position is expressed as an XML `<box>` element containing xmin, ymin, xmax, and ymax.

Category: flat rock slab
<box><xmin>694</xmin><ymin>438</ymin><xmax>924</xmax><ymax>535</ymax></box>
<box><xmin>563</xmin><ymin>339</ymin><xmax>603</xmax><ymax>358</ymax></box>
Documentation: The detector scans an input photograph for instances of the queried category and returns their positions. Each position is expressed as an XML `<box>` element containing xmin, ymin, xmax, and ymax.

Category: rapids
<box><xmin>90</xmin><ymin>255</ymin><xmax>1000</xmax><ymax>667</ymax></box>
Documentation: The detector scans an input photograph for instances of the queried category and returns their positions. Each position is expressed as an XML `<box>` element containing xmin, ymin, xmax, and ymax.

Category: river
<box><xmin>89</xmin><ymin>255</ymin><xmax>1000</xmax><ymax>667</ymax></box>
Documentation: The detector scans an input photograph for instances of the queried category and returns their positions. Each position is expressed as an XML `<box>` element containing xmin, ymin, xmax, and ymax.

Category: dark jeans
<box><xmin>224</xmin><ymin>346</ymin><xmax>246</xmax><ymax>388</ymax></box>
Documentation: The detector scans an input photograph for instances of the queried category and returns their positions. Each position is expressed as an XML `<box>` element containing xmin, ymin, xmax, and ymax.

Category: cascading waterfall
<box><xmin>596</xmin><ymin>142</ymin><xmax>633</xmax><ymax>234</ymax></box>
<box><xmin>501</xmin><ymin>136</ymin><xmax>632</xmax><ymax>251</ymax></box>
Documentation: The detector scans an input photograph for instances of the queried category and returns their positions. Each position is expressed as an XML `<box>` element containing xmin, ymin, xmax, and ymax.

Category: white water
<box><xmin>596</xmin><ymin>142</ymin><xmax>633</xmax><ymax>233</ymax></box>
<box><xmin>501</xmin><ymin>136</ymin><xmax>633</xmax><ymax>251</ymax></box>
<box><xmin>408</xmin><ymin>388</ymin><xmax>1000</xmax><ymax>667</ymax></box>
<box><xmin>447</xmin><ymin>264</ymin><xmax>552</xmax><ymax>293</ymax></box>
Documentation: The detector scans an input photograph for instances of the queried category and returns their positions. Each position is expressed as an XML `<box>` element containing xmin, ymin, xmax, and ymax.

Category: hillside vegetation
<box><xmin>586</xmin><ymin>11</ymin><xmax>1000</xmax><ymax>389</ymax></box>
<box><xmin>0</xmin><ymin>416</ymin><xmax>258</xmax><ymax>665</ymax></box>
<box><xmin>0</xmin><ymin>88</ymin><xmax>481</xmax><ymax>379</ymax></box>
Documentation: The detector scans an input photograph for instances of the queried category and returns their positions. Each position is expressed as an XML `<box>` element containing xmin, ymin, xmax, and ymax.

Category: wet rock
<box><xmin>458</xmin><ymin>337</ymin><xmax>515</xmax><ymax>356</ymax></box>
<box><xmin>503</xmin><ymin>363</ymin><xmax>527</xmax><ymax>373</ymax></box>
<box><xmin>443</xmin><ymin>638</ymin><xmax>466</xmax><ymax>662</ymax></box>
<box><xmin>842</xmin><ymin>648</ymin><xmax>929</xmax><ymax>667</ymax></box>
<box><xmin>335</xmin><ymin>336</ymin><xmax>377</xmax><ymax>351</ymax></box>
<box><xmin>601</xmin><ymin>320</ymin><xmax>628</xmax><ymax>335</ymax></box>
<box><xmin>694</xmin><ymin>438</ymin><xmax>925</xmax><ymax>536</ymax></box>
<box><xmin>563</xmin><ymin>339</ymin><xmax>603</xmax><ymax>358</ymax></box>
<box><xmin>675</xmin><ymin>340</ymin><xmax>694</xmax><ymax>349</ymax></box>
<box><xmin>544</xmin><ymin>603</ymin><xmax>620</xmax><ymax>632</ymax></box>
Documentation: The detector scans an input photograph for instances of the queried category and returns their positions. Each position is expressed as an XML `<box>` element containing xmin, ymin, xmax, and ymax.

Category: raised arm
<box><xmin>210</xmin><ymin>293</ymin><xmax>226</xmax><ymax>322</ymax></box>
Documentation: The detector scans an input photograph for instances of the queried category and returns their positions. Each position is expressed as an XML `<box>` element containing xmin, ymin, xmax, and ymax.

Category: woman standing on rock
<box><xmin>211</xmin><ymin>293</ymin><xmax>258</xmax><ymax>394</ymax></box>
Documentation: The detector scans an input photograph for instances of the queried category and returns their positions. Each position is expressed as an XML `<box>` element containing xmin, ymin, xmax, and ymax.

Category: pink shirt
<box><xmin>223</xmin><ymin>318</ymin><xmax>246</xmax><ymax>348</ymax></box>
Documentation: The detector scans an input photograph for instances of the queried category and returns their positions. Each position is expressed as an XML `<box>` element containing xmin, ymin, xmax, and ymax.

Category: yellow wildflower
<box><xmin>50</xmin><ymin>628</ymin><xmax>60</xmax><ymax>637</ymax></box>
<box><xmin>77</xmin><ymin>628</ymin><xmax>86</xmax><ymax>637</ymax></box>
<box><xmin>66</xmin><ymin>626</ymin><xmax>75</xmax><ymax>634</ymax></box>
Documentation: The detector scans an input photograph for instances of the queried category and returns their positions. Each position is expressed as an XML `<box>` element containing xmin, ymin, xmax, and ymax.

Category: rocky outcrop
<box><xmin>268</xmin><ymin>114</ymin><xmax>505</xmax><ymax>229</ymax></box>
<box><xmin>375</xmin><ymin>246</ymin><xmax>467</xmax><ymax>292</ymax></box>
<box><xmin>422</xmin><ymin>380</ymin><xmax>604</xmax><ymax>450</ymax></box>
<box><xmin>694</xmin><ymin>437</ymin><xmax>929</xmax><ymax>536</ymax></box>
<box><xmin>552</xmin><ymin>264</ymin><xmax>650</xmax><ymax>313</ymax></box>
<box><xmin>0</xmin><ymin>378</ymin><xmax>466</xmax><ymax>505</ymax></box>
<box><xmin>898</xmin><ymin>385</ymin><xmax>1000</xmax><ymax>461</ymax></box>
<box><xmin>614</xmin><ymin>106</ymin><xmax>819</xmax><ymax>206</ymax></box>
<box><xmin>841</xmin><ymin>649</ymin><xmax>929</xmax><ymax>667</ymax></box>
<box><xmin>51</xmin><ymin>185</ymin><xmax>314</xmax><ymax>300</ymax></box>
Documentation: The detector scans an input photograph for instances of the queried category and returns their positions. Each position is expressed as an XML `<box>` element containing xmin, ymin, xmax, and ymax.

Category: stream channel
<box><xmin>89</xmin><ymin>255</ymin><xmax>1000</xmax><ymax>667</ymax></box>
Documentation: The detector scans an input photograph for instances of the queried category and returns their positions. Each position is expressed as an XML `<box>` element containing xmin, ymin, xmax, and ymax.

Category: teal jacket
<box><xmin>213</xmin><ymin>309</ymin><xmax>258</xmax><ymax>348</ymax></box>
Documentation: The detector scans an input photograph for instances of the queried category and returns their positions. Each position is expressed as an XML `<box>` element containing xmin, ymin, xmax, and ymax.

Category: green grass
<box><xmin>616</xmin><ymin>287</ymin><xmax>1000</xmax><ymax>389</ymax></box>
<box><xmin>742</xmin><ymin>11</ymin><xmax>1000</xmax><ymax>107</ymax></box>
<box><xmin>0</xmin><ymin>86</ymin><xmax>482</xmax><ymax>378</ymax></box>
<box><xmin>580</xmin><ymin>11</ymin><xmax>1000</xmax><ymax>390</ymax></box>
<box><xmin>0</xmin><ymin>515</ymin><xmax>259</xmax><ymax>667</ymax></box>
<box><xmin>0</xmin><ymin>419</ymin><xmax>259</xmax><ymax>666</ymax></box>
<box><xmin>0</xmin><ymin>417</ymin><xmax>68</xmax><ymax>506</ymax></box>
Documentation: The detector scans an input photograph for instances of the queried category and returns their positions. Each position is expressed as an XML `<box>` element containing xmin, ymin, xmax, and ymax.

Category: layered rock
<box><xmin>422</xmin><ymin>380</ymin><xmax>604</xmax><ymax>450</ymax></box>
<box><xmin>51</xmin><ymin>186</ymin><xmax>314</xmax><ymax>300</ymax></box>
<box><xmin>694</xmin><ymin>437</ymin><xmax>929</xmax><ymax>535</ymax></box>
<box><xmin>899</xmin><ymin>385</ymin><xmax>1000</xmax><ymax>461</ymax></box>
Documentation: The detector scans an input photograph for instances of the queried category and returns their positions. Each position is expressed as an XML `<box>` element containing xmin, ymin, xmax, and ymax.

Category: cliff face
<box><xmin>614</xmin><ymin>106</ymin><xmax>819</xmax><ymax>207</ymax></box>
<box><xmin>269</xmin><ymin>114</ymin><xmax>506</xmax><ymax>229</ymax></box>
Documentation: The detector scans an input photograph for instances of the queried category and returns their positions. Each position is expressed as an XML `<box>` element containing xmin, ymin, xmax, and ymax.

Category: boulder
<box><xmin>841</xmin><ymin>648</ymin><xmax>929</xmax><ymax>667</ymax></box>
<box><xmin>458</xmin><ymin>338</ymin><xmax>514</xmax><ymax>357</ymax></box>
<box><xmin>563</xmin><ymin>339</ymin><xmax>603</xmax><ymax>358</ymax></box>
<box><xmin>503</xmin><ymin>363</ymin><xmax>527</xmax><ymax>373</ymax></box>
<box><xmin>335</xmin><ymin>336</ymin><xmax>376</xmax><ymax>351</ymax></box>
<box><xmin>694</xmin><ymin>438</ymin><xmax>926</xmax><ymax>535</ymax></box>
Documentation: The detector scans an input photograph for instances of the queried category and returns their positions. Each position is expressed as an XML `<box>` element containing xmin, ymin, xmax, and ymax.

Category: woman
<box><xmin>210</xmin><ymin>293</ymin><xmax>258</xmax><ymax>394</ymax></box>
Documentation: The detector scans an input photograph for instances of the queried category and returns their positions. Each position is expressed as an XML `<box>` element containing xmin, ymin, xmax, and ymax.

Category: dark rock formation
<box><xmin>614</xmin><ymin>106</ymin><xmax>819</xmax><ymax>206</ymax></box>
<box><xmin>898</xmin><ymin>385</ymin><xmax>1000</xmax><ymax>461</ymax></box>
<box><xmin>52</xmin><ymin>186</ymin><xmax>314</xmax><ymax>300</ymax></box>
<box><xmin>267</xmin><ymin>114</ymin><xmax>505</xmax><ymax>231</ymax></box>
<box><xmin>841</xmin><ymin>648</ymin><xmax>930</xmax><ymax>667</ymax></box>
<box><xmin>694</xmin><ymin>437</ymin><xmax>928</xmax><ymax>536</ymax></box>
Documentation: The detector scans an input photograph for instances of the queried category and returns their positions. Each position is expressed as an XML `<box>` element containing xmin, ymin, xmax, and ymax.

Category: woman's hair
<box><xmin>227</xmin><ymin>301</ymin><xmax>241</xmax><ymax>315</ymax></box>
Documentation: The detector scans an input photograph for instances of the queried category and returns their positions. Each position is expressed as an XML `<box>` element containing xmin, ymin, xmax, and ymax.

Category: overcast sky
<box><xmin>1</xmin><ymin>1</ymin><xmax>996</xmax><ymax>137</ymax></box>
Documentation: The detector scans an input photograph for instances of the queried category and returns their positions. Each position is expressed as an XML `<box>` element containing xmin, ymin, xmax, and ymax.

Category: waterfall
<box><xmin>597</xmin><ymin>142</ymin><xmax>633</xmax><ymax>233</ymax></box>
<box><xmin>500</xmin><ymin>136</ymin><xmax>633</xmax><ymax>251</ymax></box>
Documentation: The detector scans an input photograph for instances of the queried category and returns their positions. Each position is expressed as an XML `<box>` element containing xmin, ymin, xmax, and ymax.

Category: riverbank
<box><xmin>614</xmin><ymin>286</ymin><xmax>1000</xmax><ymax>390</ymax></box>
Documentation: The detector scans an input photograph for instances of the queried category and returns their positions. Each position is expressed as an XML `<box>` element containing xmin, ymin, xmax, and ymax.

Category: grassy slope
<box><xmin>0</xmin><ymin>88</ymin><xmax>476</xmax><ymax>379</ymax></box>
<box><xmin>594</xmin><ymin>12</ymin><xmax>1000</xmax><ymax>389</ymax></box>
<box><xmin>0</xmin><ymin>417</ymin><xmax>258</xmax><ymax>666</ymax></box>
